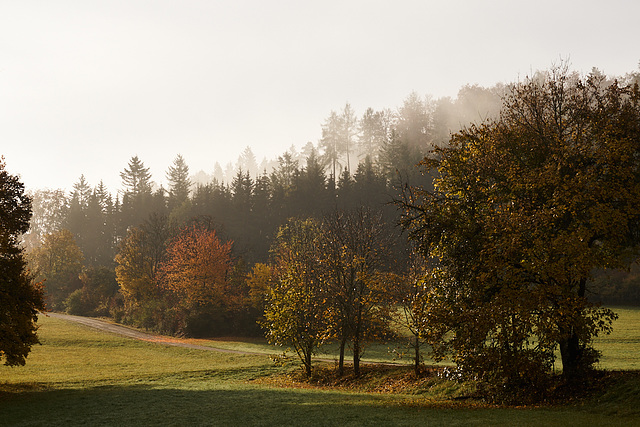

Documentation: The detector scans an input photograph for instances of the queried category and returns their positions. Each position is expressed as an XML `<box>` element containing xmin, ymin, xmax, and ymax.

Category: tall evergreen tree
<box><xmin>335</xmin><ymin>170</ymin><xmax>355</xmax><ymax>210</ymax></box>
<box><xmin>353</xmin><ymin>156</ymin><xmax>388</xmax><ymax>209</ymax></box>
<box><xmin>319</xmin><ymin>111</ymin><xmax>344</xmax><ymax>180</ymax></box>
<box><xmin>251</xmin><ymin>172</ymin><xmax>274</xmax><ymax>262</ymax></box>
<box><xmin>358</xmin><ymin>108</ymin><xmax>392</xmax><ymax>162</ymax></box>
<box><xmin>212</xmin><ymin>162</ymin><xmax>224</xmax><ymax>183</ymax></box>
<box><xmin>65</xmin><ymin>175</ymin><xmax>91</xmax><ymax>258</ymax></box>
<box><xmin>229</xmin><ymin>169</ymin><xmax>254</xmax><ymax>256</ymax></box>
<box><xmin>237</xmin><ymin>146</ymin><xmax>259</xmax><ymax>178</ymax></box>
<box><xmin>166</xmin><ymin>154</ymin><xmax>191</xmax><ymax>212</ymax></box>
<box><xmin>120</xmin><ymin>156</ymin><xmax>152</xmax><ymax>197</ymax></box>
<box><xmin>71</xmin><ymin>175</ymin><xmax>91</xmax><ymax>208</ymax></box>
<box><xmin>395</xmin><ymin>91</ymin><xmax>433</xmax><ymax>152</ymax></box>
<box><xmin>293</xmin><ymin>148</ymin><xmax>328</xmax><ymax>217</ymax></box>
<box><xmin>119</xmin><ymin>156</ymin><xmax>157</xmax><ymax>231</ymax></box>
<box><xmin>341</xmin><ymin>103</ymin><xmax>358</xmax><ymax>174</ymax></box>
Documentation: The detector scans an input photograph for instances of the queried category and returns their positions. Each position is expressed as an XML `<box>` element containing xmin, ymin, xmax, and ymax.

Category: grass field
<box><xmin>595</xmin><ymin>307</ymin><xmax>640</xmax><ymax>370</ymax></box>
<box><xmin>1</xmin><ymin>308</ymin><xmax>640</xmax><ymax>426</ymax></box>
<box><xmin>187</xmin><ymin>306</ymin><xmax>640</xmax><ymax>369</ymax></box>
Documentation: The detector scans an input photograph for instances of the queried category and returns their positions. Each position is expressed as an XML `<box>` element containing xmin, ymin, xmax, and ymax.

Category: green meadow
<box><xmin>1</xmin><ymin>308</ymin><xmax>640</xmax><ymax>426</ymax></box>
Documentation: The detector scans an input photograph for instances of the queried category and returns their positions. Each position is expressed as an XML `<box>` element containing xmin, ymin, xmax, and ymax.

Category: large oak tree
<box><xmin>400</xmin><ymin>66</ymin><xmax>640</xmax><ymax>397</ymax></box>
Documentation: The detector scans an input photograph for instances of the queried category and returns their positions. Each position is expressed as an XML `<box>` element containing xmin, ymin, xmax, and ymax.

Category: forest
<box><xmin>23</xmin><ymin>83</ymin><xmax>506</xmax><ymax>333</ymax></box>
<box><xmin>16</xmin><ymin>65</ymin><xmax>640</xmax><ymax>401</ymax></box>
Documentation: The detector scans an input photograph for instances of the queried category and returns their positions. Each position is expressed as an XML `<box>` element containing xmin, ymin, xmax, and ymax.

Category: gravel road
<box><xmin>45</xmin><ymin>312</ymin><xmax>259</xmax><ymax>355</ymax></box>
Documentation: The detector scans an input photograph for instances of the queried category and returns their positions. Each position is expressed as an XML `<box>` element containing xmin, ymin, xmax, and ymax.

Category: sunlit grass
<box><xmin>1</xmin><ymin>316</ymin><xmax>275</xmax><ymax>389</ymax></box>
<box><xmin>191</xmin><ymin>336</ymin><xmax>430</xmax><ymax>365</ymax></box>
<box><xmin>1</xmin><ymin>311</ymin><xmax>640</xmax><ymax>425</ymax></box>
<box><xmin>595</xmin><ymin>307</ymin><xmax>640</xmax><ymax>370</ymax></box>
<box><xmin>195</xmin><ymin>306</ymin><xmax>639</xmax><ymax>370</ymax></box>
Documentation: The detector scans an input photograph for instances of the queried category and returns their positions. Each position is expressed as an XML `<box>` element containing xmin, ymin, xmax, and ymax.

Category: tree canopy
<box><xmin>399</xmin><ymin>66</ymin><xmax>640</xmax><ymax>398</ymax></box>
<box><xmin>262</xmin><ymin>218</ymin><xmax>328</xmax><ymax>377</ymax></box>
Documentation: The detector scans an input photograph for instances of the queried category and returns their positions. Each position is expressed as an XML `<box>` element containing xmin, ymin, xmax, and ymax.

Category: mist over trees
<box><xmin>28</xmin><ymin>87</ymin><xmax>485</xmax><ymax>333</ymax></box>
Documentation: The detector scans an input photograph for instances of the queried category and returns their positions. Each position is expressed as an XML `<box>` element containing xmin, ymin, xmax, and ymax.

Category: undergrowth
<box><xmin>254</xmin><ymin>362</ymin><xmax>640</xmax><ymax>410</ymax></box>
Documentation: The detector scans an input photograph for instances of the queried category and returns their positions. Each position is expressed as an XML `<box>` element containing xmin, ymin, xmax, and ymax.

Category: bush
<box><xmin>64</xmin><ymin>289</ymin><xmax>90</xmax><ymax>316</ymax></box>
<box><xmin>459</xmin><ymin>347</ymin><xmax>554</xmax><ymax>404</ymax></box>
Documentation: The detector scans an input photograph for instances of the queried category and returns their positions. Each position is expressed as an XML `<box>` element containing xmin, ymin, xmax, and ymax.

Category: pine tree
<box><xmin>166</xmin><ymin>154</ymin><xmax>191</xmax><ymax>211</ymax></box>
<box><xmin>120</xmin><ymin>156</ymin><xmax>152</xmax><ymax>197</ymax></box>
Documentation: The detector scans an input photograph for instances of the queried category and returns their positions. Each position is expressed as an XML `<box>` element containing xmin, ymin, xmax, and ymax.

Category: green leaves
<box><xmin>0</xmin><ymin>158</ymin><xmax>45</xmax><ymax>366</ymax></box>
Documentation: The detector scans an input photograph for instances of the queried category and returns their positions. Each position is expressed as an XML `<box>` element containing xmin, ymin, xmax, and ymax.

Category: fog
<box><xmin>2</xmin><ymin>0</ymin><xmax>639</xmax><ymax>192</ymax></box>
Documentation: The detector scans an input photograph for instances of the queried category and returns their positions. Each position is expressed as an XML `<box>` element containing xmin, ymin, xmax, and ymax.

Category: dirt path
<box><xmin>45</xmin><ymin>312</ymin><xmax>260</xmax><ymax>355</ymax></box>
<box><xmin>45</xmin><ymin>312</ymin><xmax>405</xmax><ymax>367</ymax></box>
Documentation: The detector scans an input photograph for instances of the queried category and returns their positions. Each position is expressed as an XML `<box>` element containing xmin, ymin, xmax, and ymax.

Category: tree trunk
<box><xmin>353</xmin><ymin>337</ymin><xmax>360</xmax><ymax>377</ymax></box>
<box><xmin>559</xmin><ymin>330</ymin><xmax>581</xmax><ymax>380</ymax></box>
<box><xmin>559</xmin><ymin>277</ymin><xmax>587</xmax><ymax>380</ymax></box>
<box><xmin>414</xmin><ymin>337</ymin><xmax>420</xmax><ymax>377</ymax></box>
<box><xmin>338</xmin><ymin>336</ymin><xmax>347</xmax><ymax>376</ymax></box>
<box><xmin>304</xmin><ymin>351</ymin><xmax>312</xmax><ymax>378</ymax></box>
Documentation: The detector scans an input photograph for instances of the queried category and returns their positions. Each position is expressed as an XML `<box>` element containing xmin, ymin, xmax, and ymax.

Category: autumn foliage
<box><xmin>399</xmin><ymin>66</ymin><xmax>640</xmax><ymax>401</ymax></box>
<box><xmin>160</xmin><ymin>225</ymin><xmax>233</xmax><ymax>308</ymax></box>
<box><xmin>262</xmin><ymin>209</ymin><xmax>395</xmax><ymax>377</ymax></box>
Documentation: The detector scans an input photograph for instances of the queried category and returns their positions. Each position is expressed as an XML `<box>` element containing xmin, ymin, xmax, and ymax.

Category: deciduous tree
<box><xmin>160</xmin><ymin>225</ymin><xmax>233</xmax><ymax>311</ymax></box>
<box><xmin>114</xmin><ymin>226</ymin><xmax>161</xmax><ymax>307</ymax></box>
<box><xmin>399</xmin><ymin>65</ymin><xmax>640</xmax><ymax>398</ymax></box>
<box><xmin>262</xmin><ymin>218</ymin><xmax>329</xmax><ymax>377</ymax></box>
<box><xmin>388</xmin><ymin>251</ymin><xmax>433</xmax><ymax>376</ymax></box>
<box><xmin>321</xmin><ymin>208</ymin><xmax>393</xmax><ymax>376</ymax></box>
<box><xmin>28</xmin><ymin>229</ymin><xmax>84</xmax><ymax>310</ymax></box>
<box><xmin>0</xmin><ymin>158</ymin><xmax>45</xmax><ymax>366</ymax></box>
<box><xmin>23</xmin><ymin>189</ymin><xmax>68</xmax><ymax>252</ymax></box>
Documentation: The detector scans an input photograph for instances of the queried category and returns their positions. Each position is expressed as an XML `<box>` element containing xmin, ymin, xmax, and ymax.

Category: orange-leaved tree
<box><xmin>159</xmin><ymin>224</ymin><xmax>234</xmax><ymax>332</ymax></box>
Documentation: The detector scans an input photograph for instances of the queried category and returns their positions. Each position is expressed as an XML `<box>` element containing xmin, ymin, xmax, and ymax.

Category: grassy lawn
<box><xmin>194</xmin><ymin>306</ymin><xmax>640</xmax><ymax>369</ymax></box>
<box><xmin>1</xmin><ymin>311</ymin><xmax>639</xmax><ymax>426</ymax></box>
<box><xmin>595</xmin><ymin>307</ymin><xmax>640</xmax><ymax>370</ymax></box>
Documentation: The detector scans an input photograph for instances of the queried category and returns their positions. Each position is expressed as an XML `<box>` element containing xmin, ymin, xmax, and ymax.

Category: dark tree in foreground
<box><xmin>400</xmin><ymin>66</ymin><xmax>640</xmax><ymax>398</ymax></box>
<box><xmin>0</xmin><ymin>158</ymin><xmax>45</xmax><ymax>366</ymax></box>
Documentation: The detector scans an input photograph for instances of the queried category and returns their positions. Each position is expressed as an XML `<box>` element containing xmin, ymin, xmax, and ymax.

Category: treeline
<box><xmin>24</xmin><ymin>87</ymin><xmax>504</xmax><ymax>336</ymax></box>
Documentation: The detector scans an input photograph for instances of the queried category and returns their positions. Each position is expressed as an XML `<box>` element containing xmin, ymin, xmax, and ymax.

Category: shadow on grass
<box><xmin>0</xmin><ymin>383</ymin><xmax>632</xmax><ymax>427</ymax></box>
<box><xmin>0</xmin><ymin>385</ymin><xmax>418</xmax><ymax>427</ymax></box>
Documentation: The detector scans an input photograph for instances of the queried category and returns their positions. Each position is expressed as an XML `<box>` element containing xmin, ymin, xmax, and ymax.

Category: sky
<box><xmin>2</xmin><ymin>0</ymin><xmax>639</xmax><ymax>194</ymax></box>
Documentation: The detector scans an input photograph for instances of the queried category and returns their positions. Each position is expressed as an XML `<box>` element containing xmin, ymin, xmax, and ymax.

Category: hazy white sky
<box><xmin>2</xmin><ymin>0</ymin><xmax>639</xmax><ymax>193</ymax></box>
